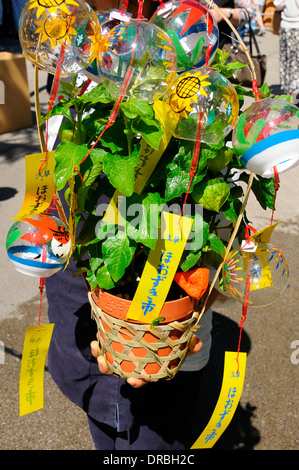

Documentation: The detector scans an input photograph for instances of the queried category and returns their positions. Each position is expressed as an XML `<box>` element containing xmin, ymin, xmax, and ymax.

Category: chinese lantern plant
<box><xmin>43</xmin><ymin>49</ymin><xmax>277</xmax><ymax>304</ymax></box>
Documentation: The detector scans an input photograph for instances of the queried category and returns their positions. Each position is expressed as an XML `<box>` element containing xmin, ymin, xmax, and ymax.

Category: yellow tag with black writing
<box><xmin>19</xmin><ymin>324</ymin><xmax>54</xmax><ymax>416</ymax></box>
<box><xmin>126</xmin><ymin>211</ymin><xmax>193</xmax><ymax>323</ymax></box>
<box><xmin>12</xmin><ymin>152</ymin><xmax>56</xmax><ymax>220</ymax></box>
<box><xmin>191</xmin><ymin>351</ymin><xmax>247</xmax><ymax>449</ymax></box>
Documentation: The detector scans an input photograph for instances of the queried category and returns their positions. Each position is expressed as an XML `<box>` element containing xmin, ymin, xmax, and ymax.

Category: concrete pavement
<box><xmin>0</xmin><ymin>28</ymin><xmax>298</xmax><ymax>451</ymax></box>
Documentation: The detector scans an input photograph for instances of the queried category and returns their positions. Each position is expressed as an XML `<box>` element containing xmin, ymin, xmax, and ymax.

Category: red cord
<box><xmin>236</xmin><ymin>253</ymin><xmax>251</xmax><ymax>373</ymax></box>
<box><xmin>235</xmin><ymin>223</ymin><xmax>256</xmax><ymax>372</ymax></box>
<box><xmin>180</xmin><ymin>95</ymin><xmax>204</xmax><ymax>220</ymax></box>
<box><xmin>38</xmin><ymin>277</ymin><xmax>45</xmax><ymax>326</ymax></box>
<box><xmin>270</xmin><ymin>165</ymin><xmax>280</xmax><ymax>225</ymax></box>
<box><xmin>137</xmin><ymin>0</ymin><xmax>144</xmax><ymax>18</ymax></box>
<box><xmin>205</xmin><ymin>43</ymin><xmax>213</xmax><ymax>66</ymax></box>
<box><xmin>252</xmin><ymin>79</ymin><xmax>261</xmax><ymax>101</ymax></box>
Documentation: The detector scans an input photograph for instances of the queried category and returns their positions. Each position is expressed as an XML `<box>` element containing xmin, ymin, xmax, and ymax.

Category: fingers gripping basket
<box><xmin>88</xmin><ymin>291</ymin><xmax>200</xmax><ymax>382</ymax></box>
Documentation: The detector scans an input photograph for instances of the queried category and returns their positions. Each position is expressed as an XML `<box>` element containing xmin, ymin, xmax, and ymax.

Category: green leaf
<box><xmin>76</xmin><ymin>215</ymin><xmax>107</xmax><ymax>246</ymax></box>
<box><xmin>82</xmin><ymin>108</ymin><xmax>109</xmax><ymax>138</ymax></box>
<box><xmin>165</xmin><ymin>144</ymin><xmax>206</xmax><ymax>200</ymax></box>
<box><xmin>258</xmin><ymin>175</ymin><xmax>276</xmax><ymax>209</ymax></box>
<box><xmin>131</xmin><ymin>116</ymin><xmax>163</xmax><ymax>150</ymax></box>
<box><xmin>54</xmin><ymin>142</ymin><xmax>88</xmax><ymax>190</ymax></box>
<box><xmin>89</xmin><ymin>245</ymin><xmax>103</xmax><ymax>273</ymax></box>
<box><xmin>259</xmin><ymin>82</ymin><xmax>272</xmax><ymax>99</ymax></box>
<box><xmin>86</xmin><ymin>242</ymin><xmax>116</xmax><ymax>289</ymax></box>
<box><xmin>121</xmin><ymin>192</ymin><xmax>163</xmax><ymax>249</ymax></box>
<box><xmin>121</xmin><ymin>98</ymin><xmax>155</xmax><ymax>120</ymax></box>
<box><xmin>41</xmin><ymin>102</ymin><xmax>73</xmax><ymax>123</ymax></box>
<box><xmin>102</xmin><ymin>231</ymin><xmax>136</xmax><ymax>282</ymax></box>
<box><xmin>206</xmin><ymin>145</ymin><xmax>234</xmax><ymax>174</ymax></box>
<box><xmin>58</xmin><ymin>78</ymin><xmax>80</xmax><ymax>98</ymax></box>
<box><xmin>180</xmin><ymin>250</ymin><xmax>202</xmax><ymax>272</ymax></box>
<box><xmin>189</xmin><ymin>212</ymin><xmax>210</xmax><ymax>252</ymax></box>
<box><xmin>211</xmin><ymin>49</ymin><xmax>247</xmax><ymax>79</ymax></box>
<box><xmin>105</xmin><ymin>153</ymin><xmax>140</xmax><ymax>196</ymax></box>
<box><xmin>180</xmin><ymin>212</ymin><xmax>210</xmax><ymax>271</ymax></box>
<box><xmin>207</xmin><ymin>233</ymin><xmax>226</xmax><ymax>257</ymax></box>
<box><xmin>222</xmin><ymin>195</ymin><xmax>242</xmax><ymax>225</ymax></box>
<box><xmin>120</xmin><ymin>98</ymin><xmax>163</xmax><ymax>150</ymax></box>
<box><xmin>79</xmin><ymin>82</ymin><xmax>115</xmax><ymax>104</ymax></box>
<box><xmin>94</xmin><ymin>264</ymin><xmax>116</xmax><ymax>289</ymax></box>
<box><xmin>90</xmin><ymin>148</ymin><xmax>140</xmax><ymax>196</ymax></box>
<box><xmin>274</xmin><ymin>94</ymin><xmax>292</xmax><ymax>102</ymax></box>
<box><xmin>85</xmin><ymin>270</ymin><xmax>99</xmax><ymax>290</ymax></box>
<box><xmin>99</xmin><ymin>119</ymin><xmax>127</xmax><ymax>154</ymax></box>
<box><xmin>192</xmin><ymin>178</ymin><xmax>230</xmax><ymax>212</ymax></box>
<box><xmin>239</xmin><ymin>172</ymin><xmax>275</xmax><ymax>210</ymax></box>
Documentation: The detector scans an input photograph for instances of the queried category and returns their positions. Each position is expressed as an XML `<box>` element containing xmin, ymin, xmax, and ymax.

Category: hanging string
<box><xmin>252</xmin><ymin>78</ymin><xmax>262</xmax><ymax>101</ymax></box>
<box><xmin>270</xmin><ymin>165</ymin><xmax>280</xmax><ymax>225</ymax></box>
<box><xmin>205</xmin><ymin>43</ymin><xmax>214</xmax><ymax>66</ymax></box>
<box><xmin>38</xmin><ymin>106</ymin><xmax>51</xmax><ymax>175</ymax></box>
<box><xmin>38</xmin><ymin>246</ymin><xmax>47</xmax><ymax>326</ymax></box>
<box><xmin>38</xmin><ymin>277</ymin><xmax>45</xmax><ymax>326</ymax></box>
<box><xmin>235</xmin><ymin>224</ymin><xmax>254</xmax><ymax>373</ymax></box>
<box><xmin>137</xmin><ymin>0</ymin><xmax>145</xmax><ymax>18</ymax></box>
<box><xmin>236</xmin><ymin>255</ymin><xmax>251</xmax><ymax>373</ymax></box>
<box><xmin>180</xmin><ymin>94</ymin><xmax>205</xmax><ymax>221</ymax></box>
<box><xmin>78</xmin><ymin>78</ymin><xmax>92</xmax><ymax>96</ymax></box>
<box><xmin>154</xmin><ymin>0</ymin><xmax>166</xmax><ymax>11</ymax></box>
<box><xmin>120</xmin><ymin>0</ymin><xmax>129</xmax><ymax>13</ymax></box>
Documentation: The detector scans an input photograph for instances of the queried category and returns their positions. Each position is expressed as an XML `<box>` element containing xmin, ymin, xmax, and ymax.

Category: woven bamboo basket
<box><xmin>89</xmin><ymin>290</ymin><xmax>200</xmax><ymax>381</ymax></box>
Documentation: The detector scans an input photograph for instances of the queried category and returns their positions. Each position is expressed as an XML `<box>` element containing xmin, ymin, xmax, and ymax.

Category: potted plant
<box><xmin>39</xmin><ymin>39</ymin><xmax>278</xmax><ymax>383</ymax></box>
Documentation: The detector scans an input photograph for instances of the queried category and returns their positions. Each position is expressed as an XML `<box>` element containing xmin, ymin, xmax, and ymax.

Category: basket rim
<box><xmin>90</xmin><ymin>286</ymin><xmax>198</xmax><ymax>324</ymax></box>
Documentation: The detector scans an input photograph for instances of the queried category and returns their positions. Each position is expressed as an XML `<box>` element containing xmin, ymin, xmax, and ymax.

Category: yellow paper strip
<box><xmin>103</xmin><ymin>101</ymin><xmax>172</xmax><ymax>225</ymax></box>
<box><xmin>12</xmin><ymin>151</ymin><xmax>56</xmax><ymax>220</ymax></box>
<box><xmin>126</xmin><ymin>212</ymin><xmax>193</xmax><ymax>323</ymax></box>
<box><xmin>191</xmin><ymin>351</ymin><xmax>247</xmax><ymax>449</ymax></box>
<box><xmin>249</xmin><ymin>221</ymin><xmax>280</xmax><ymax>245</ymax></box>
<box><xmin>19</xmin><ymin>324</ymin><xmax>54</xmax><ymax>416</ymax></box>
<box><xmin>133</xmin><ymin>114</ymin><xmax>172</xmax><ymax>195</ymax></box>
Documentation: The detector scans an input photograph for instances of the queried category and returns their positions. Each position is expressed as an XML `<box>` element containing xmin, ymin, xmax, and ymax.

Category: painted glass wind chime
<box><xmin>5</xmin><ymin>0</ymin><xmax>299</xmax><ymax>440</ymax></box>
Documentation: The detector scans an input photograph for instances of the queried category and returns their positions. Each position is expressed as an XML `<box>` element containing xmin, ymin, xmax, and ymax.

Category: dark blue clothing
<box><xmin>45</xmin><ymin>259</ymin><xmax>131</xmax><ymax>432</ymax></box>
<box><xmin>45</xmin><ymin>250</ymin><xmax>204</xmax><ymax>449</ymax></box>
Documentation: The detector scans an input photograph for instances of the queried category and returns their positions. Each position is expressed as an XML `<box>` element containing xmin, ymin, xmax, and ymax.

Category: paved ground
<box><xmin>0</xmin><ymin>27</ymin><xmax>298</xmax><ymax>451</ymax></box>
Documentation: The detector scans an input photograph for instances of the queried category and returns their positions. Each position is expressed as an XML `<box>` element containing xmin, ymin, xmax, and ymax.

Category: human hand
<box><xmin>90</xmin><ymin>339</ymin><xmax>148</xmax><ymax>388</ymax></box>
<box><xmin>90</xmin><ymin>333</ymin><xmax>202</xmax><ymax>388</ymax></box>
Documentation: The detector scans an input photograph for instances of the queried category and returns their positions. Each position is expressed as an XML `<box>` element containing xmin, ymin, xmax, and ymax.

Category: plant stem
<box><xmin>74</xmin><ymin>103</ymin><xmax>84</xmax><ymax>145</ymax></box>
